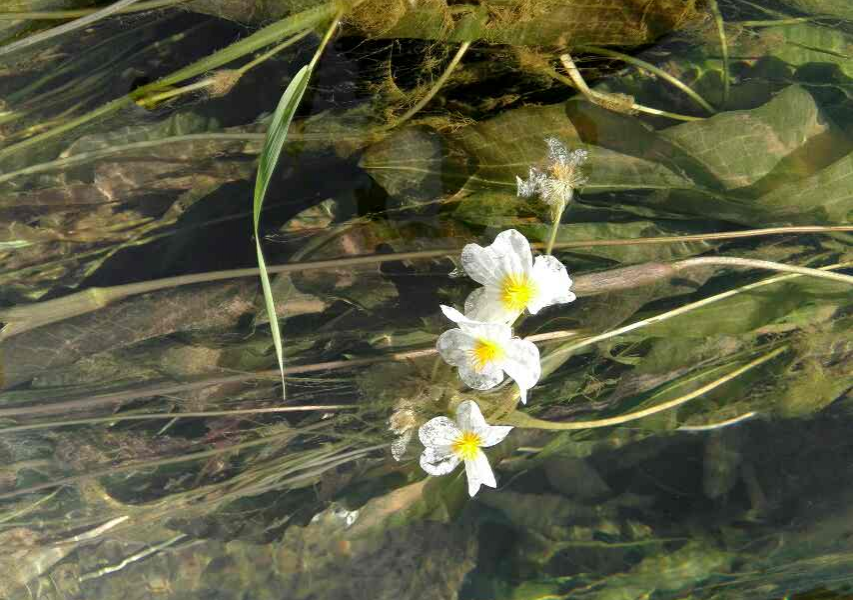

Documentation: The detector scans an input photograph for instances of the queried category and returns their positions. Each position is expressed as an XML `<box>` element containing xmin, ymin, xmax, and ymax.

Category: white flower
<box><xmin>460</xmin><ymin>229</ymin><xmax>576</xmax><ymax>324</ymax></box>
<box><xmin>436</xmin><ymin>305</ymin><xmax>541</xmax><ymax>404</ymax></box>
<box><xmin>419</xmin><ymin>399</ymin><xmax>513</xmax><ymax>497</ymax></box>
<box><xmin>517</xmin><ymin>137</ymin><xmax>588</xmax><ymax>214</ymax></box>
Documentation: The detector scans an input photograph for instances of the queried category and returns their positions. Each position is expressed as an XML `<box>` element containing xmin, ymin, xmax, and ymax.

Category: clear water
<box><xmin>0</xmin><ymin>1</ymin><xmax>851</xmax><ymax>599</ymax></box>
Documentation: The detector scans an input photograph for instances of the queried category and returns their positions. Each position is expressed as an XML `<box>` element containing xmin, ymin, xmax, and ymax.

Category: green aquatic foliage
<box><xmin>774</xmin><ymin>0</ymin><xmax>853</xmax><ymax>20</ymax></box>
<box><xmin>658</xmin><ymin>85</ymin><xmax>846</xmax><ymax>191</ymax></box>
<box><xmin>1</xmin><ymin>1</ymin><xmax>852</xmax><ymax>598</ymax></box>
<box><xmin>253</xmin><ymin>65</ymin><xmax>312</xmax><ymax>396</ymax></box>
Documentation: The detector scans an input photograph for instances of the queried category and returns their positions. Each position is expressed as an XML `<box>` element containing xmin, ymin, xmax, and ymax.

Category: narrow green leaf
<box><xmin>254</xmin><ymin>65</ymin><xmax>312</xmax><ymax>397</ymax></box>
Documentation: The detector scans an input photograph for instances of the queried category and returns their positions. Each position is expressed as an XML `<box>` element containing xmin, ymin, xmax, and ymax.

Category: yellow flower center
<box><xmin>500</xmin><ymin>273</ymin><xmax>537</xmax><ymax>312</ymax></box>
<box><xmin>452</xmin><ymin>430</ymin><xmax>482</xmax><ymax>461</ymax></box>
<box><xmin>472</xmin><ymin>338</ymin><xmax>504</xmax><ymax>371</ymax></box>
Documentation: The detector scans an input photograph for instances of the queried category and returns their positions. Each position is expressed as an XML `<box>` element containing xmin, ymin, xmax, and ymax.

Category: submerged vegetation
<box><xmin>0</xmin><ymin>0</ymin><xmax>851</xmax><ymax>598</ymax></box>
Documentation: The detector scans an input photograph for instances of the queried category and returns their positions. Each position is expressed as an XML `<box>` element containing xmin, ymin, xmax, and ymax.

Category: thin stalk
<box><xmin>5</xmin><ymin>16</ymin><xmax>182</xmax><ymax>108</ymax></box>
<box><xmin>0</xmin><ymin>330</ymin><xmax>579</xmax><ymax>420</ymax></box>
<box><xmin>545</xmin><ymin>201</ymin><xmax>566</xmax><ymax>255</ymax></box>
<box><xmin>546</xmin><ymin>261</ymin><xmax>852</xmax><ymax>362</ymax></box>
<box><xmin>78</xmin><ymin>534</ymin><xmax>187</xmax><ymax>582</ymax></box>
<box><xmin>237</xmin><ymin>29</ymin><xmax>313</xmax><ymax>75</ymax></box>
<box><xmin>708</xmin><ymin>0</ymin><xmax>730</xmax><ymax>108</ymax></box>
<box><xmin>0</xmin><ymin>436</ymin><xmax>385</xmax><ymax>503</ymax></box>
<box><xmin>135</xmin><ymin>29</ymin><xmax>314</xmax><ymax>108</ymax></box>
<box><xmin>3</xmin><ymin>227</ymin><xmax>851</xmax><ymax>340</ymax></box>
<box><xmin>677</xmin><ymin>411</ymin><xmax>757</xmax><ymax>432</ymax></box>
<box><xmin>135</xmin><ymin>78</ymin><xmax>214</xmax><ymax>107</ymax></box>
<box><xmin>0</xmin><ymin>0</ymin><xmax>144</xmax><ymax>57</ymax></box>
<box><xmin>504</xmin><ymin>346</ymin><xmax>786</xmax><ymax>430</ymax></box>
<box><xmin>0</xmin><ymin>489</ymin><xmax>61</xmax><ymax>524</ymax></box>
<box><xmin>736</xmin><ymin>0</ymin><xmax>792</xmax><ymax>18</ymax></box>
<box><xmin>674</xmin><ymin>256</ymin><xmax>853</xmax><ymax>285</ymax></box>
<box><xmin>0</xmin><ymin>405</ymin><xmax>354</xmax><ymax>435</ymax></box>
<box><xmin>737</xmin><ymin>17</ymin><xmax>816</xmax><ymax>27</ymax></box>
<box><xmin>557</xmin><ymin>53</ymin><xmax>703</xmax><ymax>122</ymax></box>
<box><xmin>0</xmin><ymin>0</ymin><xmax>189</xmax><ymax>19</ymax></box>
<box><xmin>380</xmin><ymin>41</ymin><xmax>470</xmax><ymax>131</ymax></box>
<box><xmin>0</xmin><ymin>3</ymin><xmax>337</xmax><ymax>163</ymax></box>
<box><xmin>579</xmin><ymin>44</ymin><xmax>716</xmax><ymax>114</ymax></box>
<box><xmin>0</xmin><ymin>429</ymin><xmax>296</xmax><ymax>501</ymax></box>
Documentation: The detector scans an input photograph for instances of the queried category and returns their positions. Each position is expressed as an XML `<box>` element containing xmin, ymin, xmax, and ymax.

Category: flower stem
<box><xmin>546</xmin><ymin>261</ymin><xmax>852</xmax><ymax>363</ymax></box>
<box><xmin>503</xmin><ymin>346</ymin><xmax>786</xmax><ymax>430</ymax></box>
<box><xmin>673</xmin><ymin>256</ymin><xmax>853</xmax><ymax>285</ymax></box>
<box><xmin>545</xmin><ymin>201</ymin><xmax>566</xmax><ymax>255</ymax></box>
<box><xmin>3</xmin><ymin>229</ymin><xmax>851</xmax><ymax>340</ymax></box>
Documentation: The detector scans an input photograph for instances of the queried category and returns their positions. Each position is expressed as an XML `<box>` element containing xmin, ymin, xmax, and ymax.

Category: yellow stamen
<box><xmin>500</xmin><ymin>273</ymin><xmax>537</xmax><ymax>312</ymax></box>
<box><xmin>452</xmin><ymin>430</ymin><xmax>482</xmax><ymax>461</ymax></box>
<box><xmin>473</xmin><ymin>338</ymin><xmax>504</xmax><ymax>371</ymax></box>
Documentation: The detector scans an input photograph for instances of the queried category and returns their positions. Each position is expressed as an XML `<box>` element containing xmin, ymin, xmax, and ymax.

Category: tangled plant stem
<box><xmin>0</xmin><ymin>405</ymin><xmax>355</xmax><ymax>435</ymax></box>
<box><xmin>379</xmin><ymin>41</ymin><xmax>470</xmax><ymax>131</ymax></box>
<box><xmin>0</xmin><ymin>0</ymin><xmax>145</xmax><ymax>57</ymax></box>
<box><xmin>708</xmin><ymin>0</ymin><xmax>731</xmax><ymax>108</ymax></box>
<box><xmin>3</xmin><ymin>260</ymin><xmax>848</xmax><ymax>422</ymax></box>
<box><xmin>578</xmin><ymin>44</ymin><xmax>716</xmax><ymax>114</ymax></box>
<box><xmin>136</xmin><ymin>29</ymin><xmax>314</xmax><ymax>108</ymax></box>
<box><xmin>0</xmin><ymin>0</ymin><xmax>189</xmax><ymax>20</ymax></box>
<box><xmin>3</xmin><ymin>228</ymin><xmax>851</xmax><ymax>341</ymax></box>
<box><xmin>502</xmin><ymin>346</ymin><xmax>787</xmax><ymax>430</ymax></box>
<box><xmin>545</xmin><ymin>261</ymin><xmax>852</xmax><ymax>364</ymax></box>
<box><xmin>0</xmin><ymin>3</ymin><xmax>338</xmax><ymax>164</ymax></box>
<box><xmin>557</xmin><ymin>52</ymin><xmax>703</xmax><ymax>122</ymax></box>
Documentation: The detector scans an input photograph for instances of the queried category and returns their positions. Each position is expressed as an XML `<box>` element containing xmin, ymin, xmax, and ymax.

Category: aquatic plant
<box><xmin>418</xmin><ymin>399</ymin><xmax>512</xmax><ymax>497</ymax></box>
<box><xmin>437</xmin><ymin>303</ymin><xmax>541</xmax><ymax>405</ymax></box>
<box><xmin>459</xmin><ymin>228</ymin><xmax>576</xmax><ymax>323</ymax></box>
<box><xmin>0</xmin><ymin>0</ymin><xmax>852</xmax><ymax>597</ymax></box>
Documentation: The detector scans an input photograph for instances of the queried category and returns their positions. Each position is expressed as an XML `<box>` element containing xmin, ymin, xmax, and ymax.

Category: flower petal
<box><xmin>440</xmin><ymin>304</ymin><xmax>470</xmax><ymax>324</ymax></box>
<box><xmin>461</xmin><ymin>229</ymin><xmax>534</xmax><ymax>290</ymax></box>
<box><xmin>517</xmin><ymin>167</ymin><xmax>546</xmax><ymax>198</ymax></box>
<box><xmin>420</xmin><ymin>445</ymin><xmax>461</xmax><ymax>476</ymax></box>
<box><xmin>451</xmin><ymin>314</ymin><xmax>513</xmax><ymax>343</ymax></box>
<box><xmin>528</xmin><ymin>255</ymin><xmax>575</xmax><ymax>314</ymax></box>
<box><xmin>418</xmin><ymin>416</ymin><xmax>460</xmax><ymax>448</ymax></box>
<box><xmin>500</xmin><ymin>338</ymin><xmax>541</xmax><ymax>404</ymax></box>
<box><xmin>455</xmin><ymin>399</ymin><xmax>488</xmax><ymax>432</ymax></box>
<box><xmin>436</xmin><ymin>328</ymin><xmax>475</xmax><ymax>367</ymax></box>
<box><xmin>460</xmin><ymin>243</ymin><xmax>504</xmax><ymax>287</ymax></box>
<box><xmin>458</xmin><ymin>363</ymin><xmax>504</xmax><ymax>391</ymax></box>
<box><xmin>491</xmin><ymin>229</ymin><xmax>534</xmax><ymax>277</ymax></box>
<box><xmin>546</xmin><ymin>137</ymin><xmax>570</xmax><ymax>165</ymax></box>
<box><xmin>441</xmin><ymin>304</ymin><xmax>513</xmax><ymax>337</ymax></box>
<box><xmin>464</xmin><ymin>449</ymin><xmax>497</xmax><ymax>497</ymax></box>
<box><xmin>480</xmin><ymin>424</ymin><xmax>513</xmax><ymax>448</ymax></box>
<box><xmin>464</xmin><ymin>287</ymin><xmax>517</xmax><ymax>324</ymax></box>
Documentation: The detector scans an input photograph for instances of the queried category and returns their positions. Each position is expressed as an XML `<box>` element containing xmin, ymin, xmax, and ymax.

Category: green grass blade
<box><xmin>0</xmin><ymin>4</ymin><xmax>333</xmax><ymax>164</ymax></box>
<box><xmin>254</xmin><ymin>65</ymin><xmax>311</xmax><ymax>398</ymax></box>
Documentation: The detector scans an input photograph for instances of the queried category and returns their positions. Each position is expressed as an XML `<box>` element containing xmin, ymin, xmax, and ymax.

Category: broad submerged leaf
<box><xmin>659</xmin><ymin>86</ymin><xmax>835</xmax><ymax>191</ymax></box>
